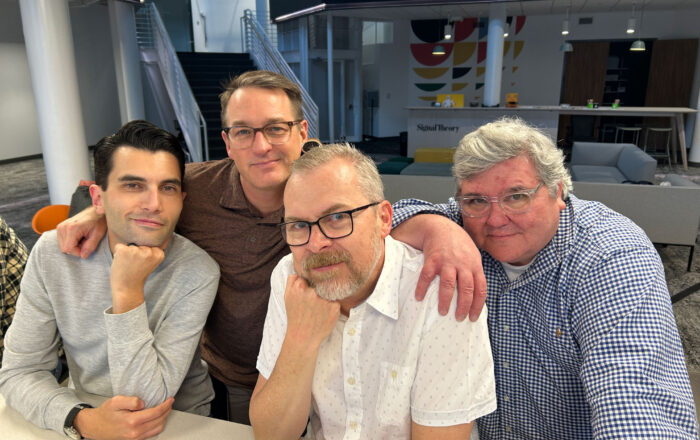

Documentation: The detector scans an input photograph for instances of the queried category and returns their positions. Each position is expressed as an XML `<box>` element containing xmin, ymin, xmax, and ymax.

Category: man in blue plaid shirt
<box><xmin>391</xmin><ymin>117</ymin><xmax>698</xmax><ymax>439</ymax></box>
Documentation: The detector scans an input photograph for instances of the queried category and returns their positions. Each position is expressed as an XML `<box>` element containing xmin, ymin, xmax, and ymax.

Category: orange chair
<box><xmin>31</xmin><ymin>204</ymin><xmax>70</xmax><ymax>235</ymax></box>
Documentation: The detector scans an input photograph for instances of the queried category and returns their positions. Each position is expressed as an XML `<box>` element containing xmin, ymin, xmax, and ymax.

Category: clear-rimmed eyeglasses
<box><xmin>458</xmin><ymin>182</ymin><xmax>544</xmax><ymax>218</ymax></box>
<box><xmin>222</xmin><ymin>120</ymin><xmax>302</xmax><ymax>149</ymax></box>
<box><xmin>278</xmin><ymin>202</ymin><xmax>380</xmax><ymax>246</ymax></box>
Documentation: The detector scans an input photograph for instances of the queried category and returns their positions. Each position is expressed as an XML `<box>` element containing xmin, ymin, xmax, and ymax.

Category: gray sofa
<box><xmin>569</xmin><ymin>142</ymin><xmax>657</xmax><ymax>184</ymax></box>
<box><xmin>381</xmin><ymin>174</ymin><xmax>700</xmax><ymax>271</ymax></box>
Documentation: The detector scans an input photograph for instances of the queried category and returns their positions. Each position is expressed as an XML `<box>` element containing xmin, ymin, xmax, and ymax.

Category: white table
<box><xmin>0</xmin><ymin>393</ymin><xmax>255</xmax><ymax>440</ymax></box>
<box><xmin>406</xmin><ymin>106</ymin><xmax>697</xmax><ymax>170</ymax></box>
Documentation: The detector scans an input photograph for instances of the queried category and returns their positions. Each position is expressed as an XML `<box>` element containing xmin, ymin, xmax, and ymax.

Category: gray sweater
<box><xmin>0</xmin><ymin>231</ymin><xmax>220</xmax><ymax>434</ymax></box>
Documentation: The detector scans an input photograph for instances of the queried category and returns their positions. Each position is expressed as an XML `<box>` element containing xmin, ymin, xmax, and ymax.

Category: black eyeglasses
<box><xmin>222</xmin><ymin>120</ymin><xmax>302</xmax><ymax>149</ymax></box>
<box><xmin>458</xmin><ymin>182</ymin><xmax>544</xmax><ymax>218</ymax></box>
<box><xmin>278</xmin><ymin>202</ymin><xmax>380</xmax><ymax>246</ymax></box>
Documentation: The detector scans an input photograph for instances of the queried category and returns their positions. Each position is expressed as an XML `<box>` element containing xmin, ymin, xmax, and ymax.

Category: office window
<box><xmin>362</xmin><ymin>21</ymin><xmax>393</xmax><ymax>46</ymax></box>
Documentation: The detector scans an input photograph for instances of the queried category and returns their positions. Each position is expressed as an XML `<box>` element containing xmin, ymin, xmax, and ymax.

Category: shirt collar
<box><xmin>365</xmin><ymin>236</ymin><xmax>402</xmax><ymax>320</ymax></box>
<box><xmin>218</xmin><ymin>161</ymin><xmax>284</xmax><ymax>222</ymax></box>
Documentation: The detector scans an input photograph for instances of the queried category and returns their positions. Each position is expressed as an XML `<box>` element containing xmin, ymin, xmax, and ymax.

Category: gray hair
<box><xmin>290</xmin><ymin>142</ymin><xmax>384</xmax><ymax>202</ymax></box>
<box><xmin>452</xmin><ymin>117</ymin><xmax>572</xmax><ymax>198</ymax></box>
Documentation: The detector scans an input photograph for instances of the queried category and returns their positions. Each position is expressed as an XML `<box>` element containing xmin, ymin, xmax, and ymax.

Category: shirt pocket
<box><xmin>375</xmin><ymin>361</ymin><xmax>413</xmax><ymax>426</ymax></box>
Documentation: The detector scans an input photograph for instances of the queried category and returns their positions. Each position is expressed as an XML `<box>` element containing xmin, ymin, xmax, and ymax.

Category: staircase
<box><xmin>177</xmin><ymin>52</ymin><xmax>256</xmax><ymax>160</ymax></box>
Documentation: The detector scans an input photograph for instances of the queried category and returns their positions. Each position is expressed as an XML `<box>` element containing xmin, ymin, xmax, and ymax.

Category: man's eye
<box><xmin>290</xmin><ymin>222</ymin><xmax>308</xmax><ymax>231</ymax></box>
<box><xmin>232</xmin><ymin>128</ymin><xmax>253</xmax><ymax>137</ymax></box>
<box><xmin>465</xmin><ymin>198</ymin><xmax>488</xmax><ymax>206</ymax></box>
<box><xmin>267</xmin><ymin>125</ymin><xmax>287</xmax><ymax>134</ymax></box>
<box><xmin>124</xmin><ymin>183</ymin><xmax>142</xmax><ymax>190</ymax></box>
<box><xmin>327</xmin><ymin>213</ymin><xmax>348</xmax><ymax>222</ymax></box>
<box><xmin>506</xmin><ymin>193</ymin><xmax>527</xmax><ymax>202</ymax></box>
<box><xmin>162</xmin><ymin>185</ymin><xmax>179</xmax><ymax>193</ymax></box>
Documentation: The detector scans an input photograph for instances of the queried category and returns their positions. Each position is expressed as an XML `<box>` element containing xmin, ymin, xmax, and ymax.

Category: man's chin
<box><xmin>125</xmin><ymin>233</ymin><xmax>171</xmax><ymax>249</ymax></box>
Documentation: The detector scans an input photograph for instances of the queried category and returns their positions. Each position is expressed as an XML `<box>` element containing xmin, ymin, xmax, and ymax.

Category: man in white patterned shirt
<box><xmin>249</xmin><ymin>143</ymin><xmax>496</xmax><ymax>440</ymax></box>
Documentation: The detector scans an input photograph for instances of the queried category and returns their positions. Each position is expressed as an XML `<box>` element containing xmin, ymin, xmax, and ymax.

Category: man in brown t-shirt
<box><xmin>57</xmin><ymin>70</ymin><xmax>487</xmax><ymax>425</ymax></box>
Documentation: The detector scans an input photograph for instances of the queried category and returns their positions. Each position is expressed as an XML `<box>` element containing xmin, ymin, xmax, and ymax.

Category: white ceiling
<box><xmin>281</xmin><ymin>0</ymin><xmax>700</xmax><ymax>21</ymax></box>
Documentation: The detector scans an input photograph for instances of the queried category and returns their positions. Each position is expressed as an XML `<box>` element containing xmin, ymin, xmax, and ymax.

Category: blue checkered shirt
<box><xmin>393</xmin><ymin>195</ymin><xmax>698</xmax><ymax>439</ymax></box>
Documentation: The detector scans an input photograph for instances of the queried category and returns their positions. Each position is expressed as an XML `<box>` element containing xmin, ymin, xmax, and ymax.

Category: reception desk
<box><xmin>0</xmin><ymin>393</ymin><xmax>255</xmax><ymax>440</ymax></box>
<box><xmin>407</xmin><ymin>106</ymin><xmax>697</xmax><ymax>170</ymax></box>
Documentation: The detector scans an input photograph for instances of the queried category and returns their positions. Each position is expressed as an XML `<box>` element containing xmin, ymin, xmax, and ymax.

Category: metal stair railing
<box><xmin>242</xmin><ymin>9</ymin><xmax>319</xmax><ymax>139</ymax></box>
<box><xmin>135</xmin><ymin>3</ymin><xmax>209</xmax><ymax>162</ymax></box>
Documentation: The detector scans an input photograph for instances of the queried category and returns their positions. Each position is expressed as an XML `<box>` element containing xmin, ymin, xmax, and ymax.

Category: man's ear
<box><xmin>89</xmin><ymin>184</ymin><xmax>105</xmax><ymax>215</ymax></box>
<box><xmin>377</xmin><ymin>200</ymin><xmax>393</xmax><ymax>239</ymax></box>
<box><xmin>556</xmin><ymin>182</ymin><xmax>566</xmax><ymax>211</ymax></box>
<box><xmin>298</xmin><ymin>119</ymin><xmax>309</xmax><ymax>142</ymax></box>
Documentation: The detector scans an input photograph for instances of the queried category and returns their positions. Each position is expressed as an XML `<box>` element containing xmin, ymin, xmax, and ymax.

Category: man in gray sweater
<box><xmin>0</xmin><ymin>121</ymin><xmax>220</xmax><ymax>440</ymax></box>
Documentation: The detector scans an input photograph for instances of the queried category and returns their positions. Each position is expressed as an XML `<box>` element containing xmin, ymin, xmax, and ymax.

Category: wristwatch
<box><xmin>63</xmin><ymin>403</ymin><xmax>92</xmax><ymax>440</ymax></box>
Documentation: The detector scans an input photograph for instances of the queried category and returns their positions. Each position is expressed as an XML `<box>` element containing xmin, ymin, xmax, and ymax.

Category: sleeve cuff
<box><xmin>411</xmin><ymin>396</ymin><xmax>497</xmax><ymax>427</ymax></box>
<box><xmin>103</xmin><ymin>302</ymin><xmax>150</xmax><ymax>344</ymax></box>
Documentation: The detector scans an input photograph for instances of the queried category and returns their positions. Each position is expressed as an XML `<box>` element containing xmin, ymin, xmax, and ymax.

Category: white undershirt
<box><xmin>500</xmin><ymin>259</ymin><xmax>535</xmax><ymax>282</ymax></box>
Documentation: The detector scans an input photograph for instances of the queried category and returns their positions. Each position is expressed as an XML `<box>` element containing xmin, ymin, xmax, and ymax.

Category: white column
<box><xmin>299</xmin><ymin>16</ymin><xmax>309</xmax><ymax>90</ymax></box>
<box><xmin>688</xmin><ymin>88</ymin><xmax>700</xmax><ymax>165</ymax></box>
<box><xmin>256</xmin><ymin>0</ymin><xmax>268</xmax><ymax>32</ymax></box>
<box><xmin>327</xmin><ymin>14</ymin><xmax>335</xmax><ymax>141</ymax></box>
<box><xmin>339</xmin><ymin>59</ymin><xmax>346</xmax><ymax>139</ymax></box>
<box><xmin>352</xmin><ymin>19</ymin><xmax>362</xmax><ymax>142</ymax></box>
<box><xmin>353</xmin><ymin>54</ymin><xmax>361</xmax><ymax>142</ymax></box>
<box><xmin>19</xmin><ymin>0</ymin><xmax>91</xmax><ymax>205</ymax></box>
<box><xmin>108</xmin><ymin>0</ymin><xmax>145</xmax><ymax>124</ymax></box>
<box><xmin>484</xmin><ymin>3</ymin><xmax>506</xmax><ymax>107</ymax></box>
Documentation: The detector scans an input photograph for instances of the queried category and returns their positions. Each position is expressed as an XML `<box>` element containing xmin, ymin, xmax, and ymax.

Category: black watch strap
<box><xmin>63</xmin><ymin>403</ymin><xmax>93</xmax><ymax>440</ymax></box>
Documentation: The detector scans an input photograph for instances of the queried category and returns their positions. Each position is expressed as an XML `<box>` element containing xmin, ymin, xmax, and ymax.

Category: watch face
<box><xmin>63</xmin><ymin>426</ymin><xmax>81</xmax><ymax>440</ymax></box>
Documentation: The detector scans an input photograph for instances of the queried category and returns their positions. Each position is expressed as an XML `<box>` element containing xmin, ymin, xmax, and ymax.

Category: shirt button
<box><xmin>505</xmin><ymin>426</ymin><xmax>512</xmax><ymax>432</ymax></box>
<box><xmin>503</xmin><ymin>325</ymin><xmax>510</xmax><ymax>332</ymax></box>
<box><xmin>503</xmin><ymin>395</ymin><xmax>510</xmax><ymax>402</ymax></box>
<box><xmin>348</xmin><ymin>328</ymin><xmax>356</xmax><ymax>336</ymax></box>
<box><xmin>349</xmin><ymin>421</ymin><xmax>358</xmax><ymax>430</ymax></box>
<box><xmin>503</xmin><ymin>362</ymin><xmax>510</xmax><ymax>368</ymax></box>
<box><xmin>347</xmin><ymin>377</ymin><xmax>355</xmax><ymax>385</ymax></box>
<box><xmin>391</xmin><ymin>370</ymin><xmax>397</xmax><ymax>379</ymax></box>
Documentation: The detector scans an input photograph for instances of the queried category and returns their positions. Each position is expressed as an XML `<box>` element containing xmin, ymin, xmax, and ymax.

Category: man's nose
<box><xmin>485</xmin><ymin>201</ymin><xmax>510</xmax><ymax>227</ymax></box>
<box><xmin>306</xmin><ymin>224</ymin><xmax>332</xmax><ymax>253</ymax></box>
<box><xmin>250</xmin><ymin>130</ymin><xmax>273</xmax><ymax>155</ymax></box>
<box><xmin>142</xmin><ymin>188</ymin><xmax>162</xmax><ymax>212</ymax></box>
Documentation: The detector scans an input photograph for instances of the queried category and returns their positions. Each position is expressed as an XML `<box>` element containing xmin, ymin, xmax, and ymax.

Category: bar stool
<box><xmin>615</xmin><ymin>126</ymin><xmax>642</xmax><ymax>146</ymax></box>
<box><xmin>643</xmin><ymin>127</ymin><xmax>672</xmax><ymax>164</ymax></box>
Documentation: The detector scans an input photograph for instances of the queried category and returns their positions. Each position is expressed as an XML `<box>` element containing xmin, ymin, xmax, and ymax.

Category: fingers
<box><xmin>436</xmin><ymin>266</ymin><xmax>457</xmax><ymax>316</ymax></box>
<box><xmin>107</xmin><ymin>395</ymin><xmax>146</xmax><ymax>411</ymax></box>
<box><xmin>80</xmin><ymin>230</ymin><xmax>104</xmax><ymax>259</ymax></box>
<box><xmin>469</xmin><ymin>273</ymin><xmax>487</xmax><ymax>322</ymax></box>
<box><xmin>415</xmin><ymin>263</ymin><xmax>438</xmax><ymax>301</ymax></box>
<box><xmin>118</xmin><ymin>397</ymin><xmax>173</xmax><ymax>440</ymax></box>
<box><xmin>131</xmin><ymin>397</ymin><xmax>173</xmax><ymax>425</ymax></box>
<box><xmin>56</xmin><ymin>219</ymin><xmax>83</xmax><ymax>257</ymax></box>
<box><xmin>454</xmin><ymin>268</ymin><xmax>474</xmax><ymax>322</ymax></box>
<box><xmin>113</xmin><ymin>243</ymin><xmax>165</xmax><ymax>261</ymax></box>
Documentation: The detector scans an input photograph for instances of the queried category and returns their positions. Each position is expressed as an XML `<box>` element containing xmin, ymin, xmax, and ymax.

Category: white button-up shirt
<box><xmin>257</xmin><ymin>236</ymin><xmax>496</xmax><ymax>439</ymax></box>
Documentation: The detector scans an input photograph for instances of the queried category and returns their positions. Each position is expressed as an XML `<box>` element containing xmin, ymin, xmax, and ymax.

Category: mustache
<box><xmin>302</xmin><ymin>250</ymin><xmax>351</xmax><ymax>271</ymax></box>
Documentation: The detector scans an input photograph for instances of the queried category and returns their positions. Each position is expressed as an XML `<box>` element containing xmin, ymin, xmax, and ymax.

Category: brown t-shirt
<box><xmin>177</xmin><ymin>159</ymin><xmax>289</xmax><ymax>389</ymax></box>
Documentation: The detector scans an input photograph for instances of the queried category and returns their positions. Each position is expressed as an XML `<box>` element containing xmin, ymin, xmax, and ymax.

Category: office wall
<box><xmin>362</xmin><ymin>20</ymin><xmax>411</xmax><ymax>138</ymax></box>
<box><xmin>191</xmin><ymin>0</ymin><xmax>256</xmax><ymax>53</ymax></box>
<box><xmin>152</xmin><ymin>0</ymin><xmax>192</xmax><ymax>52</ymax></box>
<box><xmin>0</xmin><ymin>1</ymin><xmax>121</xmax><ymax>162</ymax></box>
<box><xmin>0</xmin><ymin>0</ymin><xmax>41</xmax><ymax>161</ymax></box>
<box><xmin>370</xmin><ymin>7</ymin><xmax>700</xmax><ymax>137</ymax></box>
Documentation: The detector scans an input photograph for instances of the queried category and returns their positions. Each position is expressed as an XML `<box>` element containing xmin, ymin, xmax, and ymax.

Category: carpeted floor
<box><xmin>1</xmin><ymin>156</ymin><xmax>699</xmax><ymax>373</ymax></box>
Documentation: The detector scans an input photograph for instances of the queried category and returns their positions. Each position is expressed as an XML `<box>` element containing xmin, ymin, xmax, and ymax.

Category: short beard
<box><xmin>301</xmin><ymin>231</ymin><xmax>382</xmax><ymax>302</ymax></box>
